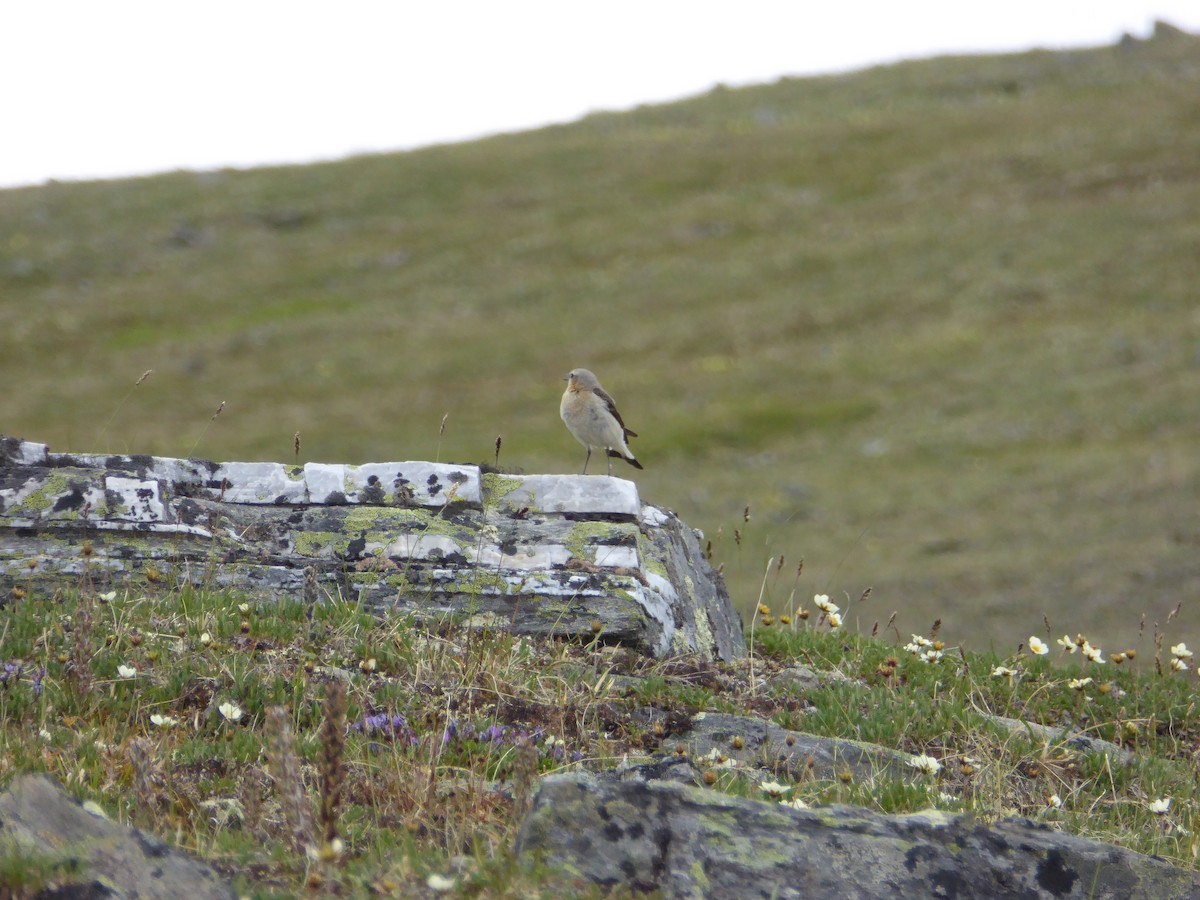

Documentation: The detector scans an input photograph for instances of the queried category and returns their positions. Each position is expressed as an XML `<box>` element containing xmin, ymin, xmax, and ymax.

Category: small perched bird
<box><xmin>560</xmin><ymin>368</ymin><xmax>644</xmax><ymax>476</ymax></box>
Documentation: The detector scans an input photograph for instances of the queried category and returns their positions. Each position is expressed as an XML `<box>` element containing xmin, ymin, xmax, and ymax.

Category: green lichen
<box><xmin>642</xmin><ymin>554</ymin><xmax>670</xmax><ymax>581</ymax></box>
<box><xmin>386</xmin><ymin>573</ymin><xmax>415</xmax><ymax>592</ymax></box>
<box><xmin>15</xmin><ymin>472</ymin><xmax>71</xmax><ymax>515</ymax></box>
<box><xmin>342</xmin><ymin>506</ymin><xmax>423</xmax><ymax>533</ymax></box>
<box><xmin>564</xmin><ymin>520</ymin><xmax>638</xmax><ymax>562</ymax></box>
<box><xmin>480</xmin><ymin>473</ymin><xmax>524</xmax><ymax>510</ymax></box>
<box><xmin>285</xmin><ymin>466</ymin><xmax>305</xmax><ymax>481</ymax></box>
<box><xmin>682</xmin><ymin>594</ymin><xmax>716</xmax><ymax>657</ymax></box>
<box><xmin>460</xmin><ymin>611</ymin><xmax>509</xmax><ymax>629</ymax></box>
<box><xmin>293</xmin><ymin>531</ymin><xmax>348</xmax><ymax>558</ymax></box>
<box><xmin>445</xmin><ymin>569</ymin><xmax>509</xmax><ymax>596</ymax></box>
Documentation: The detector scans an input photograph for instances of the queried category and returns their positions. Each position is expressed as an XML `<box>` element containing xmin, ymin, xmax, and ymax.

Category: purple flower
<box><xmin>0</xmin><ymin>662</ymin><xmax>19</xmax><ymax>686</ymax></box>
<box><xmin>32</xmin><ymin>666</ymin><xmax>44</xmax><ymax>697</ymax></box>
<box><xmin>355</xmin><ymin>711</ymin><xmax>413</xmax><ymax>740</ymax></box>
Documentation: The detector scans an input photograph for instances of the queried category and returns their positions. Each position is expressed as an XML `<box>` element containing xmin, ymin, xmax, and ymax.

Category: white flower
<box><xmin>1029</xmin><ymin>636</ymin><xmax>1049</xmax><ymax>655</ymax></box>
<box><xmin>814</xmin><ymin>594</ymin><xmax>839</xmax><ymax>614</ymax></box>
<box><xmin>1170</xmin><ymin>657</ymin><xmax>1188</xmax><ymax>672</ymax></box>
<box><xmin>992</xmin><ymin>666</ymin><xmax>1017</xmax><ymax>678</ymax></box>
<box><xmin>921</xmin><ymin>649</ymin><xmax>944</xmax><ymax>664</ymax></box>
<box><xmin>1170</xmin><ymin>643</ymin><xmax>1193</xmax><ymax>659</ymax></box>
<box><xmin>827</xmin><ymin>612</ymin><xmax>843</xmax><ymax>630</ymax></box>
<box><xmin>906</xmin><ymin>634</ymin><xmax>933</xmax><ymax>651</ymax></box>
<box><xmin>1057</xmin><ymin>635</ymin><xmax>1079</xmax><ymax>653</ymax></box>
<box><xmin>759</xmin><ymin>780</ymin><xmax>791</xmax><ymax>798</ymax></box>
<box><xmin>39</xmin><ymin>729</ymin><xmax>52</xmax><ymax>741</ymax></box>
<box><xmin>117</xmin><ymin>665</ymin><xmax>137</xmax><ymax>678</ymax></box>
<box><xmin>98</xmin><ymin>591</ymin><xmax>117</xmax><ymax>603</ymax></box>
<box><xmin>782</xmin><ymin>796</ymin><xmax>809</xmax><ymax>810</ymax></box>
<box><xmin>238</xmin><ymin>603</ymin><xmax>250</xmax><ymax>614</ymax></box>
<box><xmin>218</xmin><ymin>702</ymin><xmax>243</xmax><ymax>722</ymax></box>
<box><xmin>908</xmin><ymin>754</ymin><xmax>942</xmax><ymax>775</ymax></box>
<box><xmin>701</xmin><ymin>747</ymin><xmax>738</xmax><ymax>768</ymax></box>
<box><xmin>200</xmin><ymin>632</ymin><xmax>212</xmax><ymax>646</ymax></box>
<box><xmin>1081</xmin><ymin>641</ymin><xmax>1105</xmax><ymax>664</ymax></box>
<box><xmin>150</xmin><ymin>714</ymin><xmax>179</xmax><ymax>727</ymax></box>
<box><xmin>1068</xmin><ymin>677</ymin><xmax>1093</xmax><ymax>690</ymax></box>
<box><xmin>426</xmin><ymin>873</ymin><xmax>457</xmax><ymax>892</ymax></box>
<box><xmin>1149</xmin><ymin>798</ymin><xmax>1171</xmax><ymax>815</ymax></box>
<box><xmin>1048</xmin><ymin>794</ymin><xmax>1063</xmax><ymax>808</ymax></box>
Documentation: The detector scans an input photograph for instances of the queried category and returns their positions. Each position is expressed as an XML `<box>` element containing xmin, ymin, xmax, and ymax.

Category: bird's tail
<box><xmin>607</xmin><ymin>449</ymin><xmax>644</xmax><ymax>470</ymax></box>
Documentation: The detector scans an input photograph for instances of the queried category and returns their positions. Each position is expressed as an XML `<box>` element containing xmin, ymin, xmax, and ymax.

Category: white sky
<box><xmin>4</xmin><ymin>2</ymin><xmax>1198</xmax><ymax>188</ymax></box>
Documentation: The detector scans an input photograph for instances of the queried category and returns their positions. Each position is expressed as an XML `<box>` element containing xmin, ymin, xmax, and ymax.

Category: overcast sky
<box><xmin>4</xmin><ymin>2</ymin><xmax>1198</xmax><ymax>189</ymax></box>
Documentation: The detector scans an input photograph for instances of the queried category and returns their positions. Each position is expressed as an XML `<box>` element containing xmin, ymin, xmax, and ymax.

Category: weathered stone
<box><xmin>677</xmin><ymin>710</ymin><xmax>910</xmax><ymax>780</ymax></box>
<box><xmin>0</xmin><ymin>436</ymin><xmax>744</xmax><ymax>661</ymax></box>
<box><xmin>494</xmin><ymin>474</ymin><xmax>640</xmax><ymax>517</ymax></box>
<box><xmin>983</xmin><ymin>713</ymin><xmax>1135</xmax><ymax>766</ymax></box>
<box><xmin>0</xmin><ymin>774</ymin><xmax>235</xmax><ymax>900</ymax></box>
<box><xmin>515</xmin><ymin>771</ymin><xmax>1200</xmax><ymax>899</ymax></box>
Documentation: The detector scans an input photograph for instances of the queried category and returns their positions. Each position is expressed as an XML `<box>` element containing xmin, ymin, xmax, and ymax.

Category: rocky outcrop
<box><xmin>0</xmin><ymin>436</ymin><xmax>744</xmax><ymax>660</ymax></box>
<box><xmin>515</xmin><ymin>768</ymin><xmax>1200</xmax><ymax>899</ymax></box>
<box><xmin>0</xmin><ymin>774</ymin><xmax>235</xmax><ymax>900</ymax></box>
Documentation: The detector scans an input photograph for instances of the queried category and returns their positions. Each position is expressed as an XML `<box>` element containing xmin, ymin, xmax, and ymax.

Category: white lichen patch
<box><xmin>212</xmin><ymin>463</ymin><xmax>308</xmax><ymax>504</ymax></box>
<box><xmin>497</xmin><ymin>474</ymin><xmax>640</xmax><ymax>516</ymax></box>
<box><xmin>385</xmin><ymin>534</ymin><xmax>467</xmax><ymax>560</ymax></box>
<box><xmin>104</xmin><ymin>476</ymin><xmax>165</xmax><ymax>523</ymax></box>
<box><xmin>474</xmin><ymin>543</ymin><xmax>572</xmax><ymax>570</ymax></box>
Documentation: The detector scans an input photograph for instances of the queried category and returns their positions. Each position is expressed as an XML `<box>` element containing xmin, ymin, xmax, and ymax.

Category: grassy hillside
<box><xmin>2</xmin><ymin>27</ymin><xmax>1199</xmax><ymax>657</ymax></box>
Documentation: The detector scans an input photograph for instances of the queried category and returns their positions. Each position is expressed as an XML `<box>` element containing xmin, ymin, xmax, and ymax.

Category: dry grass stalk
<box><xmin>318</xmin><ymin>679</ymin><xmax>348</xmax><ymax>846</ymax></box>
<box><xmin>265</xmin><ymin>705</ymin><xmax>317</xmax><ymax>858</ymax></box>
<box><xmin>128</xmin><ymin>737</ymin><xmax>160</xmax><ymax>827</ymax></box>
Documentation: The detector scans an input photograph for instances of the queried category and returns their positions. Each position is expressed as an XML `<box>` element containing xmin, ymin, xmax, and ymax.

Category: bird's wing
<box><xmin>593</xmin><ymin>386</ymin><xmax>637</xmax><ymax>439</ymax></box>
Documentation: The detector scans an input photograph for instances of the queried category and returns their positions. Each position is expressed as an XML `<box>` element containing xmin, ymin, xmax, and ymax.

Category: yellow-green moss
<box><xmin>480</xmin><ymin>473</ymin><xmax>524</xmax><ymax>510</ymax></box>
<box><xmin>564</xmin><ymin>521</ymin><xmax>639</xmax><ymax>562</ymax></box>
<box><xmin>293</xmin><ymin>531</ymin><xmax>347</xmax><ymax>558</ymax></box>
<box><xmin>15</xmin><ymin>473</ymin><xmax>71</xmax><ymax>515</ymax></box>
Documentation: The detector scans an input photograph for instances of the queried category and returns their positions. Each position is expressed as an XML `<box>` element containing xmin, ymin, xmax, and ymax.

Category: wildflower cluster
<box><xmin>353</xmin><ymin>714</ymin><xmax>578</xmax><ymax>763</ymax></box>
<box><xmin>813</xmin><ymin>594</ymin><xmax>842</xmax><ymax>630</ymax></box>
<box><xmin>1056</xmin><ymin>634</ymin><xmax>1104</xmax><ymax>664</ymax></box>
<box><xmin>1169</xmin><ymin>643</ymin><xmax>1193</xmax><ymax>673</ymax></box>
<box><xmin>0</xmin><ymin>660</ymin><xmax>45</xmax><ymax>696</ymax></box>
<box><xmin>903</xmin><ymin>634</ymin><xmax>944</xmax><ymax>664</ymax></box>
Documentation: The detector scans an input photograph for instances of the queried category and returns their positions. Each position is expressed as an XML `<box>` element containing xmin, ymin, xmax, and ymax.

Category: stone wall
<box><xmin>0</xmin><ymin>437</ymin><xmax>744</xmax><ymax>660</ymax></box>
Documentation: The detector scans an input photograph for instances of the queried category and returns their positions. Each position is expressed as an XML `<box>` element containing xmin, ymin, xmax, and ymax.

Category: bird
<box><xmin>559</xmin><ymin>368</ymin><xmax>644</xmax><ymax>476</ymax></box>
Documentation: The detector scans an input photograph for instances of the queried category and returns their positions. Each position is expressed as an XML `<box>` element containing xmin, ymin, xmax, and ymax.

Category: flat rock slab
<box><xmin>679</xmin><ymin>710</ymin><xmax>912</xmax><ymax>780</ymax></box>
<box><xmin>516</xmin><ymin>772</ymin><xmax>1200</xmax><ymax>899</ymax></box>
<box><xmin>0</xmin><ymin>436</ymin><xmax>744</xmax><ymax>661</ymax></box>
<box><xmin>0</xmin><ymin>774</ymin><xmax>235</xmax><ymax>900</ymax></box>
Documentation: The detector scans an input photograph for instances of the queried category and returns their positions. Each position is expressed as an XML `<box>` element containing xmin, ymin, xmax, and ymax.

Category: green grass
<box><xmin>3</xmin><ymin>33</ymin><xmax>1200</xmax><ymax>667</ymax></box>
<box><xmin>0</xmin><ymin>576</ymin><xmax>1196</xmax><ymax>896</ymax></box>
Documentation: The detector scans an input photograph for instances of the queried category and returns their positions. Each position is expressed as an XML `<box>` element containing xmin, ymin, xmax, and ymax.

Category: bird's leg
<box><xmin>582</xmin><ymin>447</ymin><xmax>591</xmax><ymax>475</ymax></box>
<box><xmin>607</xmin><ymin>453</ymin><xmax>613</xmax><ymax>476</ymax></box>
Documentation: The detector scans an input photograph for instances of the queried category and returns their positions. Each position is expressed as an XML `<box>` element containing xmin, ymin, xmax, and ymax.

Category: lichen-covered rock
<box><xmin>515</xmin><ymin>771</ymin><xmax>1200</xmax><ymax>899</ymax></box>
<box><xmin>0</xmin><ymin>436</ymin><xmax>743</xmax><ymax>660</ymax></box>
<box><xmin>677</xmin><ymin>710</ymin><xmax>911</xmax><ymax>780</ymax></box>
<box><xmin>0</xmin><ymin>774</ymin><xmax>235</xmax><ymax>900</ymax></box>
